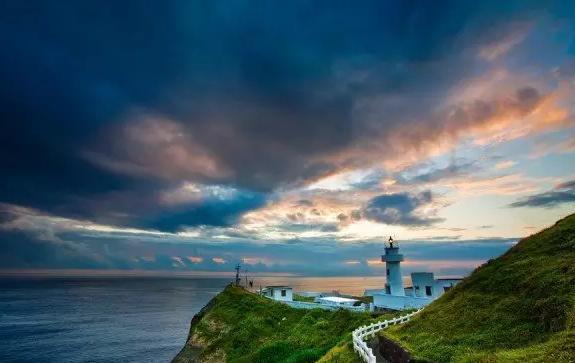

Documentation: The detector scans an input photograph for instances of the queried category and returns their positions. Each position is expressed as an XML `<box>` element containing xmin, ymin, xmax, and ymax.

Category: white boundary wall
<box><xmin>352</xmin><ymin>309</ymin><xmax>421</xmax><ymax>363</ymax></box>
<box><xmin>282</xmin><ymin>300</ymin><xmax>367</xmax><ymax>312</ymax></box>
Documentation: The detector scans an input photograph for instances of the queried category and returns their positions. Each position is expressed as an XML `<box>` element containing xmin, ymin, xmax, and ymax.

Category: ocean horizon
<box><xmin>0</xmin><ymin>275</ymin><xmax>389</xmax><ymax>363</ymax></box>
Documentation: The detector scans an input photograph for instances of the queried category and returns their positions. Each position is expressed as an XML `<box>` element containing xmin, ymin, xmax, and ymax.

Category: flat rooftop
<box><xmin>317</xmin><ymin>296</ymin><xmax>358</xmax><ymax>303</ymax></box>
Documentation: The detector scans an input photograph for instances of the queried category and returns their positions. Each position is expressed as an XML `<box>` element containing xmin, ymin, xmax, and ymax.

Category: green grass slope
<box><xmin>173</xmin><ymin>285</ymin><xmax>400</xmax><ymax>363</ymax></box>
<box><xmin>384</xmin><ymin>213</ymin><xmax>575</xmax><ymax>362</ymax></box>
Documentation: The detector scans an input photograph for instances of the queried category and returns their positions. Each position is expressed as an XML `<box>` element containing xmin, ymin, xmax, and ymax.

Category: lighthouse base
<box><xmin>371</xmin><ymin>293</ymin><xmax>432</xmax><ymax>311</ymax></box>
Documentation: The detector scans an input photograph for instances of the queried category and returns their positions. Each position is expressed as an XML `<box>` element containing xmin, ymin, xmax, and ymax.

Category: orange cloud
<box><xmin>324</xmin><ymin>85</ymin><xmax>568</xmax><ymax>175</ymax></box>
<box><xmin>327</xmin><ymin>64</ymin><xmax>574</xmax><ymax>176</ymax></box>
<box><xmin>366</xmin><ymin>258</ymin><xmax>384</xmax><ymax>266</ymax></box>
<box><xmin>187</xmin><ymin>256</ymin><xmax>203</xmax><ymax>264</ymax></box>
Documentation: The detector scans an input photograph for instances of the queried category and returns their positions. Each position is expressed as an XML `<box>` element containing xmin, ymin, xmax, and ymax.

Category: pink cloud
<box><xmin>187</xmin><ymin>256</ymin><xmax>203</xmax><ymax>264</ymax></box>
<box><xmin>85</xmin><ymin>113</ymin><xmax>230</xmax><ymax>181</ymax></box>
<box><xmin>212</xmin><ymin>257</ymin><xmax>227</xmax><ymax>264</ymax></box>
<box><xmin>242</xmin><ymin>257</ymin><xmax>271</xmax><ymax>265</ymax></box>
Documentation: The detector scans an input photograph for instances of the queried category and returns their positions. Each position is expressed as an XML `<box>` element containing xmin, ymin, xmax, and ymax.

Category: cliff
<box><xmin>172</xmin><ymin>285</ymin><xmax>399</xmax><ymax>363</ymax></box>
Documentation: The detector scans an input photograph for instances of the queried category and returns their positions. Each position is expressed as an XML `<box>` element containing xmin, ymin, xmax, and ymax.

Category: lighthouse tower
<box><xmin>382</xmin><ymin>237</ymin><xmax>405</xmax><ymax>296</ymax></box>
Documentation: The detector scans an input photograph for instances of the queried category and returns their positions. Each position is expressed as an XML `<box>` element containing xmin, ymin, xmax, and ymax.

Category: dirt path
<box><xmin>367</xmin><ymin>336</ymin><xmax>389</xmax><ymax>363</ymax></box>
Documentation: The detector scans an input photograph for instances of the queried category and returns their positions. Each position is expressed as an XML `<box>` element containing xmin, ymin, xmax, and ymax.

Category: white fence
<box><xmin>352</xmin><ymin>309</ymin><xmax>421</xmax><ymax>363</ymax></box>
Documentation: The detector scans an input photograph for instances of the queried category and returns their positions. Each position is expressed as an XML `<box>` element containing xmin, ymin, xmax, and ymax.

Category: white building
<box><xmin>261</xmin><ymin>286</ymin><xmax>293</xmax><ymax>302</ymax></box>
<box><xmin>298</xmin><ymin>291</ymin><xmax>329</xmax><ymax>298</ymax></box>
<box><xmin>365</xmin><ymin>238</ymin><xmax>462</xmax><ymax>310</ymax></box>
<box><xmin>260</xmin><ymin>287</ymin><xmax>367</xmax><ymax>312</ymax></box>
<box><xmin>316</xmin><ymin>296</ymin><xmax>360</xmax><ymax>307</ymax></box>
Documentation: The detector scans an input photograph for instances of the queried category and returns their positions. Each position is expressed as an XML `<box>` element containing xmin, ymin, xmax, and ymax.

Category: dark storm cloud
<box><xmin>0</xmin><ymin>230</ymin><xmax>108</xmax><ymax>269</ymax></box>
<box><xmin>141</xmin><ymin>191</ymin><xmax>266</xmax><ymax>232</ymax></box>
<box><xmin>0</xmin><ymin>0</ymin><xmax>568</xmax><ymax>230</ymax></box>
<box><xmin>509</xmin><ymin>180</ymin><xmax>575</xmax><ymax>208</ymax></box>
<box><xmin>362</xmin><ymin>191</ymin><xmax>443</xmax><ymax>226</ymax></box>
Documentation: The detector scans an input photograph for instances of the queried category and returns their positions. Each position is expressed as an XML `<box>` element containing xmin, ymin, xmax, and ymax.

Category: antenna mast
<box><xmin>234</xmin><ymin>263</ymin><xmax>241</xmax><ymax>286</ymax></box>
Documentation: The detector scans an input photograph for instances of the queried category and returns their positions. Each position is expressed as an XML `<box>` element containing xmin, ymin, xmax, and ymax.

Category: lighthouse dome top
<box><xmin>382</xmin><ymin>236</ymin><xmax>404</xmax><ymax>262</ymax></box>
<box><xmin>385</xmin><ymin>236</ymin><xmax>400</xmax><ymax>249</ymax></box>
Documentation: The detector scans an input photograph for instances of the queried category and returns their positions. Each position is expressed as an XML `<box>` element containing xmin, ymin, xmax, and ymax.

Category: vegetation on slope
<box><xmin>173</xmin><ymin>285</ymin><xmax>400</xmax><ymax>363</ymax></box>
<box><xmin>384</xmin><ymin>213</ymin><xmax>575</xmax><ymax>362</ymax></box>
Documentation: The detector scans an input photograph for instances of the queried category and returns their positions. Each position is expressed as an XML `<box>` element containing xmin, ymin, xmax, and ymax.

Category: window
<box><xmin>425</xmin><ymin>286</ymin><xmax>432</xmax><ymax>296</ymax></box>
<box><xmin>386</xmin><ymin>269</ymin><xmax>390</xmax><ymax>276</ymax></box>
<box><xmin>281</xmin><ymin>289</ymin><xmax>286</xmax><ymax>297</ymax></box>
<box><xmin>385</xmin><ymin>285</ymin><xmax>391</xmax><ymax>294</ymax></box>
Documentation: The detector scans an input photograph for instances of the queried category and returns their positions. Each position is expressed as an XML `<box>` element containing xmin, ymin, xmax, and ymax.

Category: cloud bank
<box><xmin>509</xmin><ymin>180</ymin><xmax>575</xmax><ymax>208</ymax></box>
<box><xmin>0</xmin><ymin>1</ymin><xmax>573</xmax><ymax>273</ymax></box>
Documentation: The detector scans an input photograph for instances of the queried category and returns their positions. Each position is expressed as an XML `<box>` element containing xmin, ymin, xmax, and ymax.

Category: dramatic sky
<box><xmin>1</xmin><ymin>1</ymin><xmax>574</xmax><ymax>277</ymax></box>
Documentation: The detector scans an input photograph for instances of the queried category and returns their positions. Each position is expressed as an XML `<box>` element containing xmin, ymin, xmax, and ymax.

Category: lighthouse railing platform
<box><xmin>352</xmin><ymin>309</ymin><xmax>422</xmax><ymax>363</ymax></box>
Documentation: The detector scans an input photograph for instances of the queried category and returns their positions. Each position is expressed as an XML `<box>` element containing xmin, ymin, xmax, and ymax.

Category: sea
<box><xmin>0</xmin><ymin>275</ymin><xmax>386</xmax><ymax>363</ymax></box>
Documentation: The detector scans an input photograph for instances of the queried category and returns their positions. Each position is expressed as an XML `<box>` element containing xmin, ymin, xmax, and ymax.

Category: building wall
<box><xmin>411</xmin><ymin>272</ymin><xmax>435</xmax><ymax>297</ymax></box>
<box><xmin>271</xmin><ymin>288</ymin><xmax>293</xmax><ymax>301</ymax></box>
<box><xmin>298</xmin><ymin>291</ymin><xmax>326</xmax><ymax>298</ymax></box>
<box><xmin>283</xmin><ymin>300</ymin><xmax>335</xmax><ymax>310</ymax></box>
<box><xmin>364</xmin><ymin>288</ymin><xmax>386</xmax><ymax>296</ymax></box>
<box><xmin>373</xmin><ymin>294</ymin><xmax>431</xmax><ymax>310</ymax></box>
<box><xmin>316</xmin><ymin>298</ymin><xmax>357</xmax><ymax>307</ymax></box>
<box><xmin>283</xmin><ymin>300</ymin><xmax>366</xmax><ymax>312</ymax></box>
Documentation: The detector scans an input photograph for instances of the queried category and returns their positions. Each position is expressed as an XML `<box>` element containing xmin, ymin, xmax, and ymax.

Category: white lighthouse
<box><xmin>382</xmin><ymin>237</ymin><xmax>405</xmax><ymax>296</ymax></box>
<box><xmin>365</xmin><ymin>236</ymin><xmax>463</xmax><ymax>310</ymax></box>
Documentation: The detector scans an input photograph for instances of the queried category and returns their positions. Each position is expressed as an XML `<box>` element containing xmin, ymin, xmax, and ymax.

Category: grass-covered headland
<box><xmin>173</xmin><ymin>214</ymin><xmax>575</xmax><ymax>363</ymax></box>
<box><xmin>384</xmin><ymin>213</ymin><xmax>575</xmax><ymax>362</ymax></box>
<box><xmin>172</xmin><ymin>285</ymin><xmax>400</xmax><ymax>363</ymax></box>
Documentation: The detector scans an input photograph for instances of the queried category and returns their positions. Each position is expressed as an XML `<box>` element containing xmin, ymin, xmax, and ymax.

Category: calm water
<box><xmin>0</xmin><ymin>276</ymin><xmax>386</xmax><ymax>362</ymax></box>
<box><xmin>0</xmin><ymin>278</ymin><xmax>229</xmax><ymax>363</ymax></box>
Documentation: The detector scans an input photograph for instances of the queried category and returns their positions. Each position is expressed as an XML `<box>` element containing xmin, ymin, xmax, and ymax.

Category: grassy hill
<box><xmin>172</xmin><ymin>285</ymin><xmax>400</xmax><ymax>363</ymax></box>
<box><xmin>384</xmin><ymin>213</ymin><xmax>575</xmax><ymax>362</ymax></box>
